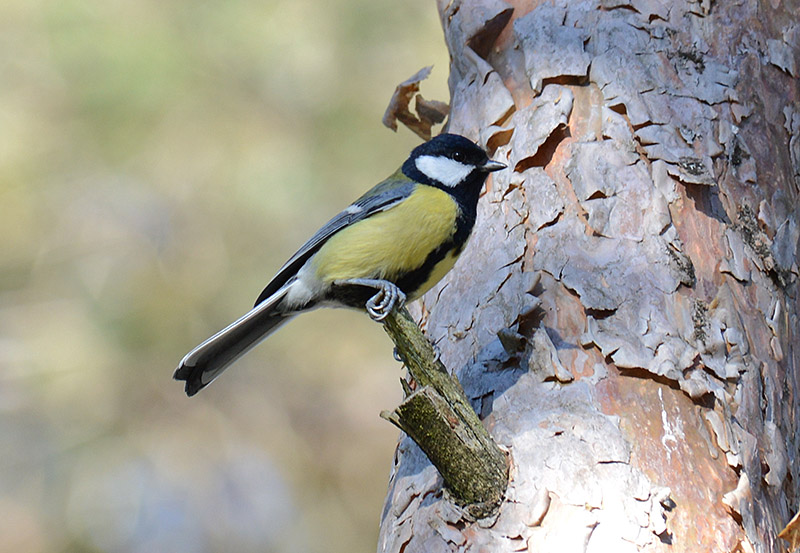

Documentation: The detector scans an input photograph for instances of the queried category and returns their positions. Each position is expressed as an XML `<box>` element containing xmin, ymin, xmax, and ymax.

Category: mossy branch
<box><xmin>379</xmin><ymin>306</ymin><xmax>508</xmax><ymax>518</ymax></box>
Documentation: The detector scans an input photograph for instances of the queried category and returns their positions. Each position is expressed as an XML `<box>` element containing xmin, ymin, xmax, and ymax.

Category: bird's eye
<box><xmin>452</xmin><ymin>151</ymin><xmax>465</xmax><ymax>162</ymax></box>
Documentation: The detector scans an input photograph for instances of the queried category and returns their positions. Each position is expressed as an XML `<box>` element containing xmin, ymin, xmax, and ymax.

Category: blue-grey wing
<box><xmin>254</xmin><ymin>175</ymin><xmax>415</xmax><ymax>306</ymax></box>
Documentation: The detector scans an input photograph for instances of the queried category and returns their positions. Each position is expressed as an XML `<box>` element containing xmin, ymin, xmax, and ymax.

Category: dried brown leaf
<box><xmin>382</xmin><ymin>66</ymin><xmax>449</xmax><ymax>140</ymax></box>
<box><xmin>779</xmin><ymin>508</ymin><xmax>800</xmax><ymax>551</ymax></box>
<box><xmin>416</xmin><ymin>95</ymin><xmax>449</xmax><ymax>127</ymax></box>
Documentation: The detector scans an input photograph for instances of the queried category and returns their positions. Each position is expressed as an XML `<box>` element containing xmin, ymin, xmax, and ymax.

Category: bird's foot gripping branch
<box><xmin>379</xmin><ymin>306</ymin><xmax>508</xmax><ymax>519</ymax></box>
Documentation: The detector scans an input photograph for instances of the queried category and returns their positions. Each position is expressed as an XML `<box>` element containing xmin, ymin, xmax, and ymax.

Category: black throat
<box><xmin>449</xmin><ymin>171</ymin><xmax>486</xmax><ymax>246</ymax></box>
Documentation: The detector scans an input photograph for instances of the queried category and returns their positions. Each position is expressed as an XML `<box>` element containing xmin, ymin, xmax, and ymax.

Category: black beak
<box><xmin>481</xmin><ymin>160</ymin><xmax>506</xmax><ymax>172</ymax></box>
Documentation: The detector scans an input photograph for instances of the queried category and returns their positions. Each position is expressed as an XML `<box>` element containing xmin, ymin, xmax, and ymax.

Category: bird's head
<box><xmin>402</xmin><ymin>133</ymin><xmax>506</xmax><ymax>190</ymax></box>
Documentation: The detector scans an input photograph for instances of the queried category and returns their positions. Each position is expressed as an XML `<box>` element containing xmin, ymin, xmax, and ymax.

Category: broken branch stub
<box><xmin>380</xmin><ymin>306</ymin><xmax>508</xmax><ymax>517</ymax></box>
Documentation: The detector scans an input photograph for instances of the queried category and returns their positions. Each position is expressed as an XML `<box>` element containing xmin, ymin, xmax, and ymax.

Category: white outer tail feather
<box><xmin>175</xmin><ymin>282</ymin><xmax>296</xmax><ymax>394</ymax></box>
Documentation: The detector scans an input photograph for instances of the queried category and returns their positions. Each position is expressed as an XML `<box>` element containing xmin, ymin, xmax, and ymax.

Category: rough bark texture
<box><xmin>379</xmin><ymin>1</ymin><xmax>800</xmax><ymax>552</ymax></box>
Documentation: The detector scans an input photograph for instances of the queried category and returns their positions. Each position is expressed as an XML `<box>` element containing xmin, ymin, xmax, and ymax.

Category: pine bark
<box><xmin>379</xmin><ymin>1</ymin><xmax>800</xmax><ymax>552</ymax></box>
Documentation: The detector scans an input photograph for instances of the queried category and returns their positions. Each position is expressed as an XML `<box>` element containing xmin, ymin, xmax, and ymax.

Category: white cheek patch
<box><xmin>415</xmin><ymin>155</ymin><xmax>473</xmax><ymax>187</ymax></box>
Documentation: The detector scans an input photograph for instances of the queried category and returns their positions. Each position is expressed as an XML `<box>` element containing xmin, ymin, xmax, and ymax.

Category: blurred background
<box><xmin>0</xmin><ymin>1</ymin><xmax>449</xmax><ymax>551</ymax></box>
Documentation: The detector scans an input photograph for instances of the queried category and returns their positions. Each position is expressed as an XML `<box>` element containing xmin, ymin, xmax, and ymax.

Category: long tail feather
<box><xmin>174</xmin><ymin>287</ymin><xmax>293</xmax><ymax>396</ymax></box>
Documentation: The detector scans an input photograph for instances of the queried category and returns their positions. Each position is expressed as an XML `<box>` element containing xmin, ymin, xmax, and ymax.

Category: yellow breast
<box><xmin>311</xmin><ymin>185</ymin><xmax>459</xmax><ymax>288</ymax></box>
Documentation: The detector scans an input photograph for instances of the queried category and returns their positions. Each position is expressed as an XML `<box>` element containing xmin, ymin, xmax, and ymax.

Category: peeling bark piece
<box><xmin>764</xmin><ymin>421</ymin><xmax>789</xmax><ymax>487</ymax></box>
<box><xmin>380</xmin><ymin>510</ymin><xmax>414</xmax><ymax>553</ymax></box>
<box><xmin>567</xmin><ymin>140</ymin><xmax>671</xmax><ymax>240</ymax></box>
<box><xmin>489</xmin><ymin>500</ymin><xmax>535</xmax><ymax>540</ymax></box>
<box><xmin>498</xmin><ymin>327</ymin><xmax>526</xmax><ymax>355</ymax></box>
<box><xmin>703</xmin><ymin>409</ymin><xmax>742</xmax><ymax>470</ymax></box>
<box><xmin>448</xmin><ymin>59</ymin><xmax>515</xmax><ymax>139</ymax></box>
<box><xmin>634</xmin><ymin>123</ymin><xmax>715</xmax><ymax>185</ymax></box>
<box><xmin>528</xmin><ymin>328</ymin><xmax>574</xmax><ymax>383</ymax></box>
<box><xmin>693</xmin><ymin>295</ymin><xmax>745</xmax><ymax>381</ymax></box>
<box><xmin>724</xmin><ymin>132</ymin><xmax>759</xmax><ymax>185</ymax></box>
<box><xmin>704</xmin><ymin>410</ymin><xmax>728</xmax><ymax>451</ymax></box>
<box><xmin>383</xmin><ymin>66</ymin><xmax>431</xmax><ymax>130</ymax></box>
<box><xmin>388</xmin><ymin>449</ymin><xmax>441</xmax><ymax>519</ymax></box>
<box><xmin>647</xmin><ymin>500</ymin><xmax>668</xmax><ymax>536</ymax></box>
<box><xmin>526</xmin><ymin>499</ymin><xmax>598</xmax><ymax>553</ymax></box>
<box><xmin>441</xmin><ymin>0</ymin><xmax>514</xmax><ymax>63</ymax></box>
<box><xmin>731</xmin><ymin>101</ymin><xmax>752</xmax><ymax>124</ymax></box>
<box><xmin>784</xmin><ymin>106</ymin><xmax>800</xmax><ymax>186</ymax></box>
<box><xmin>651</xmin><ymin>159</ymin><xmax>679</xmax><ymax>203</ymax></box>
<box><xmin>632</xmin><ymin>0</ymin><xmax>669</xmax><ymax>20</ymax></box>
<box><xmin>534</xmin><ymin>229</ymin><xmax>681</xmax><ymax>311</ymax></box>
<box><xmin>771</xmin><ymin>215</ymin><xmax>799</xmax><ymax>279</ymax></box>
<box><xmin>567</xmin><ymin>141</ymin><xmax>638</xmax><ymax>201</ymax></box>
<box><xmin>766</xmin><ymin>24</ymin><xmax>799</xmax><ymax>78</ymax></box>
<box><xmin>720</xmin><ymin>228</ymin><xmax>752</xmax><ymax>282</ymax></box>
<box><xmin>757</xmin><ymin>200</ymin><xmax>776</xmax><ymax>234</ymax></box>
<box><xmin>514</xmin><ymin>6</ymin><xmax>591</xmax><ymax>94</ymax></box>
<box><xmin>482</xmin><ymin>72</ymin><xmax>517</xmax><ymax>127</ymax></box>
<box><xmin>480</xmin><ymin>125</ymin><xmax>514</xmax><ymax>155</ymax></box>
<box><xmin>667</xmin><ymin>156</ymin><xmax>716</xmax><ymax>186</ymax></box>
<box><xmin>464</xmin><ymin>1</ymin><xmax>514</xmax><ymax>60</ymax></box>
<box><xmin>734</xmin><ymin>204</ymin><xmax>785</xmax><ymax>284</ymax></box>
<box><xmin>600</xmin><ymin>0</ymin><xmax>669</xmax><ymax>22</ymax></box>
<box><xmin>687</xmin><ymin>0</ymin><xmax>712</xmax><ymax>16</ymax></box>
<box><xmin>525</xmin><ymin>486</ymin><xmax>551</xmax><ymax>527</ymax></box>
<box><xmin>722</xmin><ymin>472</ymin><xmax>752</xmax><ymax>519</ymax></box>
<box><xmin>428</xmin><ymin>515</ymin><xmax>466</xmax><ymax>545</ymax></box>
<box><xmin>586</xmin><ymin>521</ymin><xmax>640</xmax><ymax>553</ymax></box>
<box><xmin>492</xmin><ymin>377</ymin><xmax>654</xmax><ymax>546</ymax></box>
<box><xmin>677</xmin><ymin>372</ymin><xmax>707</xmax><ymax>400</ymax></box>
<box><xmin>508</xmin><ymin>85</ymin><xmax>574</xmax><ymax>171</ymax></box>
<box><xmin>600</xmin><ymin>105</ymin><xmax>634</xmax><ymax>144</ymax></box>
<box><xmin>669</xmin><ymin>55</ymin><xmax>738</xmax><ymax>105</ymax></box>
<box><xmin>519</xmin><ymin>168</ymin><xmax>564</xmax><ymax>231</ymax></box>
<box><xmin>591</xmin><ymin>48</ymin><xmax>655</xmax><ymax>127</ymax></box>
<box><xmin>631</xmin><ymin>122</ymin><xmax>681</xmax><ymax>155</ymax></box>
<box><xmin>471</xmin><ymin>269</ymin><xmax>527</xmax><ymax>349</ymax></box>
<box><xmin>585</xmin><ymin>297</ymin><xmax>697</xmax><ymax>379</ymax></box>
<box><xmin>639</xmin><ymin>94</ymin><xmax>721</xmax><ymax>153</ymax></box>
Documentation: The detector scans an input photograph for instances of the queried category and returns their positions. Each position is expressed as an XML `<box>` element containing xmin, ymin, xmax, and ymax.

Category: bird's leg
<box><xmin>333</xmin><ymin>278</ymin><xmax>406</xmax><ymax>321</ymax></box>
<box><xmin>431</xmin><ymin>341</ymin><xmax>442</xmax><ymax>363</ymax></box>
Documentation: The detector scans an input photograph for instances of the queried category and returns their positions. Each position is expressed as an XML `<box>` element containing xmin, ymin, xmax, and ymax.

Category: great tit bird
<box><xmin>175</xmin><ymin>133</ymin><xmax>505</xmax><ymax>396</ymax></box>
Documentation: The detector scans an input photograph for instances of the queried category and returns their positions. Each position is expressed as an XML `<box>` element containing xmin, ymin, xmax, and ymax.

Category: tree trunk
<box><xmin>379</xmin><ymin>1</ymin><xmax>799</xmax><ymax>552</ymax></box>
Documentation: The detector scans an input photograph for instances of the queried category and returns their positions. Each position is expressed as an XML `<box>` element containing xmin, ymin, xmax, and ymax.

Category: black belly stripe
<box><xmin>385</xmin><ymin>202</ymin><xmax>474</xmax><ymax>298</ymax></box>
<box><xmin>394</xmin><ymin>240</ymin><xmax>458</xmax><ymax>295</ymax></box>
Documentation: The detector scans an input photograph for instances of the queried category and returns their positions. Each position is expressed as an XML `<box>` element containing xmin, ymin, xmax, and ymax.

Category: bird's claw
<box><xmin>333</xmin><ymin>278</ymin><xmax>406</xmax><ymax>322</ymax></box>
<box><xmin>366</xmin><ymin>281</ymin><xmax>406</xmax><ymax>321</ymax></box>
